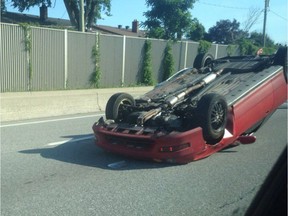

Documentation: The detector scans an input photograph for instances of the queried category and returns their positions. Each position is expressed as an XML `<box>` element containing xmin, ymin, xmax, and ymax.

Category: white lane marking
<box><xmin>108</xmin><ymin>161</ymin><xmax>127</xmax><ymax>169</ymax></box>
<box><xmin>0</xmin><ymin>114</ymin><xmax>104</xmax><ymax>128</ymax></box>
<box><xmin>47</xmin><ymin>135</ymin><xmax>95</xmax><ymax>146</ymax></box>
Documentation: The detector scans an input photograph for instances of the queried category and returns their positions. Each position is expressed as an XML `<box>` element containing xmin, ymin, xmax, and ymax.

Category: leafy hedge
<box><xmin>162</xmin><ymin>41</ymin><xmax>175</xmax><ymax>81</ymax></box>
<box><xmin>20</xmin><ymin>23</ymin><xmax>32</xmax><ymax>91</ymax></box>
<box><xmin>90</xmin><ymin>33</ymin><xmax>101</xmax><ymax>88</ymax></box>
<box><xmin>141</xmin><ymin>40</ymin><xmax>154</xmax><ymax>85</ymax></box>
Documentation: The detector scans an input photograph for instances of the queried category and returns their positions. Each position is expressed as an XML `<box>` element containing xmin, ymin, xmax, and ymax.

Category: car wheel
<box><xmin>105</xmin><ymin>93</ymin><xmax>135</xmax><ymax>122</ymax></box>
<box><xmin>193</xmin><ymin>53</ymin><xmax>214</xmax><ymax>69</ymax></box>
<box><xmin>197</xmin><ymin>93</ymin><xmax>228</xmax><ymax>144</ymax></box>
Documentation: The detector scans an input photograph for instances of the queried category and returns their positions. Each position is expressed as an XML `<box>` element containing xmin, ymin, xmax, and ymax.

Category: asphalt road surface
<box><xmin>1</xmin><ymin>106</ymin><xmax>287</xmax><ymax>216</ymax></box>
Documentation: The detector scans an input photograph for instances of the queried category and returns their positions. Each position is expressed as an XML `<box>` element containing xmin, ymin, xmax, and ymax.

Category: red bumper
<box><xmin>92</xmin><ymin>124</ymin><xmax>234</xmax><ymax>164</ymax></box>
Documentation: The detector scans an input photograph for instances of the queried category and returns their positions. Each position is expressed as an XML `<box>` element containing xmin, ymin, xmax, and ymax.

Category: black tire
<box><xmin>193</xmin><ymin>53</ymin><xmax>214</xmax><ymax>69</ymax></box>
<box><xmin>105</xmin><ymin>93</ymin><xmax>135</xmax><ymax>122</ymax></box>
<box><xmin>197</xmin><ymin>93</ymin><xmax>228</xmax><ymax>144</ymax></box>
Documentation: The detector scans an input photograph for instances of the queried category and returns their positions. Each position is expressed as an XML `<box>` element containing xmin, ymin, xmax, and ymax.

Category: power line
<box><xmin>197</xmin><ymin>1</ymin><xmax>249</xmax><ymax>10</ymax></box>
<box><xmin>269</xmin><ymin>10</ymin><xmax>287</xmax><ymax>21</ymax></box>
<box><xmin>60</xmin><ymin>11</ymin><xmax>67</xmax><ymax>19</ymax></box>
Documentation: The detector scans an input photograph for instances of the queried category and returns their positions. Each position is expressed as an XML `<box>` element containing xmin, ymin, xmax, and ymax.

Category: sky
<box><xmin>4</xmin><ymin>0</ymin><xmax>288</xmax><ymax>44</ymax></box>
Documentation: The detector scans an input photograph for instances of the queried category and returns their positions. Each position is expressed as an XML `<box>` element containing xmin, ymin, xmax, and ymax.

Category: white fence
<box><xmin>1</xmin><ymin>23</ymin><xmax>232</xmax><ymax>92</ymax></box>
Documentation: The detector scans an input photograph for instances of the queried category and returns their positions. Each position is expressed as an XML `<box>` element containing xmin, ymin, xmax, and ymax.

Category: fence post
<box><xmin>184</xmin><ymin>41</ymin><xmax>188</xmax><ymax>68</ymax></box>
<box><xmin>64</xmin><ymin>29</ymin><xmax>68</xmax><ymax>89</ymax></box>
<box><xmin>215</xmin><ymin>43</ymin><xmax>219</xmax><ymax>59</ymax></box>
<box><xmin>121</xmin><ymin>35</ymin><xmax>126</xmax><ymax>86</ymax></box>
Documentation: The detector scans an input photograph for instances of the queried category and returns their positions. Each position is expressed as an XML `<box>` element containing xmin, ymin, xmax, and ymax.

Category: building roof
<box><xmin>1</xmin><ymin>11</ymin><xmax>72</xmax><ymax>27</ymax></box>
<box><xmin>1</xmin><ymin>11</ymin><xmax>146</xmax><ymax>37</ymax></box>
<box><xmin>92</xmin><ymin>24</ymin><xmax>146</xmax><ymax>37</ymax></box>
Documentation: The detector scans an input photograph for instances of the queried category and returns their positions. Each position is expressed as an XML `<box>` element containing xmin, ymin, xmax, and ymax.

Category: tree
<box><xmin>1</xmin><ymin>0</ymin><xmax>6</xmax><ymax>12</ymax></box>
<box><xmin>248</xmin><ymin>32</ymin><xmax>277</xmax><ymax>54</ymax></box>
<box><xmin>242</xmin><ymin>7</ymin><xmax>263</xmax><ymax>32</ymax></box>
<box><xmin>237</xmin><ymin>38</ymin><xmax>258</xmax><ymax>55</ymax></box>
<box><xmin>237</xmin><ymin>32</ymin><xmax>276</xmax><ymax>55</ymax></box>
<box><xmin>89</xmin><ymin>33</ymin><xmax>101</xmax><ymax>88</ymax></box>
<box><xmin>206</xmin><ymin>19</ymin><xmax>247</xmax><ymax>44</ymax></box>
<box><xmin>141</xmin><ymin>40</ymin><xmax>154</xmax><ymax>86</ymax></box>
<box><xmin>197</xmin><ymin>40</ymin><xmax>211</xmax><ymax>54</ymax></box>
<box><xmin>63</xmin><ymin>0</ymin><xmax>111</xmax><ymax>30</ymax></box>
<box><xmin>142</xmin><ymin>0</ymin><xmax>196</xmax><ymax>40</ymax></box>
<box><xmin>9</xmin><ymin>0</ymin><xmax>51</xmax><ymax>11</ymax></box>
<box><xmin>249</xmin><ymin>32</ymin><xmax>275</xmax><ymax>48</ymax></box>
<box><xmin>8</xmin><ymin>0</ymin><xmax>111</xmax><ymax>30</ymax></box>
<box><xmin>162</xmin><ymin>41</ymin><xmax>174</xmax><ymax>81</ymax></box>
<box><xmin>186</xmin><ymin>18</ymin><xmax>205</xmax><ymax>41</ymax></box>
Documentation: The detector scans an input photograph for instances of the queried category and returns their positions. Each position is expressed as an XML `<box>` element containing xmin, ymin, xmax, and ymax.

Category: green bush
<box><xmin>198</xmin><ymin>40</ymin><xmax>211</xmax><ymax>54</ymax></box>
<box><xmin>263</xmin><ymin>47</ymin><xmax>277</xmax><ymax>55</ymax></box>
<box><xmin>162</xmin><ymin>41</ymin><xmax>175</xmax><ymax>81</ymax></box>
<box><xmin>90</xmin><ymin>33</ymin><xmax>101</xmax><ymax>88</ymax></box>
<box><xmin>142</xmin><ymin>40</ymin><xmax>154</xmax><ymax>85</ymax></box>
<box><xmin>226</xmin><ymin>44</ymin><xmax>237</xmax><ymax>56</ymax></box>
<box><xmin>20</xmin><ymin>23</ymin><xmax>32</xmax><ymax>91</ymax></box>
<box><xmin>238</xmin><ymin>38</ymin><xmax>258</xmax><ymax>55</ymax></box>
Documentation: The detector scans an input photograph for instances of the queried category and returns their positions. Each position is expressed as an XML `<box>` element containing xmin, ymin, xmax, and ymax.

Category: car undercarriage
<box><xmin>93</xmin><ymin>47</ymin><xmax>287</xmax><ymax>163</ymax></box>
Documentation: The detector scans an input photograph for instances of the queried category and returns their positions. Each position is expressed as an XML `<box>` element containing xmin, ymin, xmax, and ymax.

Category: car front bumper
<box><xmin>92</xmin><ymin>123</ymin><xmax>234</xmax><ymax>164</ymax></box>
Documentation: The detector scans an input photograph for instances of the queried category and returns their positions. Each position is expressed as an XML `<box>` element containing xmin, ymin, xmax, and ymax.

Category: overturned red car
<box><xmin>93</xmin><ymin>47</ymin><xmax>287</xmax><ymax>164</ymax></box>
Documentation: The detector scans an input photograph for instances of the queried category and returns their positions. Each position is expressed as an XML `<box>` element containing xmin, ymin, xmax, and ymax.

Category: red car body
<box><xmin>93</xmin><ymin>48</ymin><xmax>287</xmax><ymax>164</ymax></box>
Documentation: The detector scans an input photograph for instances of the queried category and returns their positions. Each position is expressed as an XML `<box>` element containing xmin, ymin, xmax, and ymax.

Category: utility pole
<box><xmin>262</xmin><ymin>0</ymin><xmax>269</xmax><ymax>47</ymax></box>
<box><xmin>79</xmin><ymin>0</ymin><xmax>85</xmax><ymax>32</ymax></box>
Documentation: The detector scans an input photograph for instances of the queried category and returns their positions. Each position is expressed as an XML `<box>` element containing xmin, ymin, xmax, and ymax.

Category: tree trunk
<box><xmin>63</xmin><ymin>0</ymin><xmax>80</xmax><ymax>30</ymax></box>
<box><xmin>87</xmin><ymin>1</ymin><xmax>96</xmax><ymax>28</ymax></box>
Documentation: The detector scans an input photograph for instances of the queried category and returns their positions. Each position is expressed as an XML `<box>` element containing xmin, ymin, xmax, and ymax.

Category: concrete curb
<box><xmin>1</xmin><ymin>87</ymin><xmax>153</xmax><ymax>122</ymax></box>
